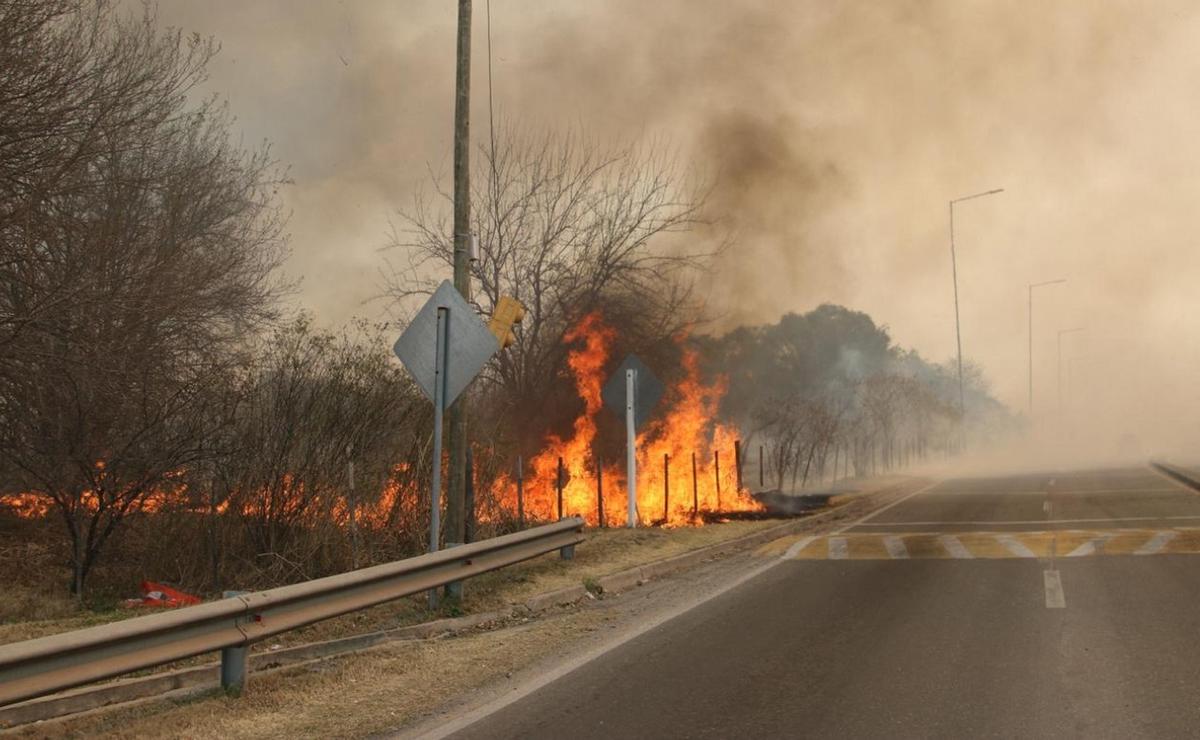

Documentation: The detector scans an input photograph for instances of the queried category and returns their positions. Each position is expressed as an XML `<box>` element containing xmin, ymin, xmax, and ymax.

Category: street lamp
<box><xmin>1057</xmin><ymin>327</ymin><xmax>1085</xmax><ymax>413</ymax></box>
<box><xmin>949</xmin><ymin>188</ymin><xmax>1004</xmax><ymax>424</ymax></box>
<box><xmin>1028</xmin><ymin>278</ymin><xmax>1067</xmax><ymax>415</ymax></box>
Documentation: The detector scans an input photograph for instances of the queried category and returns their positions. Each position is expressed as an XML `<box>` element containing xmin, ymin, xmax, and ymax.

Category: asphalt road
<box><xmin>446</xmin><ymin>466</ymin><xmax>1200</xmax><ymax>739</ymax></box>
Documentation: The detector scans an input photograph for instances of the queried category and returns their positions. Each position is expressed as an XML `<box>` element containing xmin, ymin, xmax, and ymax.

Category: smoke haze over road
<box><xmin>140</xmin><ymin>0</ymin><xmax>1200</xmax><ymax>459</ymax></box>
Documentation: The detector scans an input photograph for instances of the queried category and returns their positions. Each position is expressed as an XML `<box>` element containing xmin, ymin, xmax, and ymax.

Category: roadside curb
<box><xmin>0</xmin><ymin>478</ymin><xmax>923</xmax><ymax>729</ymax></box>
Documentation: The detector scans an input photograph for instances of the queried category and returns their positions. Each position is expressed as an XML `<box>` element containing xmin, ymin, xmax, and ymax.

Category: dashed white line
<box><xmin>1044</xmin><ymin>570</ymin><xmax>1066</xmax><ymax>608</ymax></box>
<box><xmin>1135</xmin><ymin>530</ymin><xmax>1178</xmax><ymax>555</ymax></box>
<box><xmin>882</xmin><ymin>536</ymin><xmax>909</xmax><ymax>559</ymax></box>
<box><xmin>939</xmin><ymin>535</ymin><xmax>973</xmax><ymax>559</ymax></box>
<box><xmin>996</xmin><ymin>534</ymin><xmax>1037</xmax><ymax>558</ymax></box>
<box><xmin>828</xmin><ymin>537</ymin><xmax>849</xmax><ymax>559</ymax></box>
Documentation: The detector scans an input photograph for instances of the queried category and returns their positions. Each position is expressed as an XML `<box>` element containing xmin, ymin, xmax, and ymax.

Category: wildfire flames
<box><xmin>0</xmin><ymin>315</ymin><xmax>760</xmax><ymax>530</ymax></box>
<box><xmin>498</xmin><ymin>312</ymin><xmax>761</xmax><ymax>526</ymax></box>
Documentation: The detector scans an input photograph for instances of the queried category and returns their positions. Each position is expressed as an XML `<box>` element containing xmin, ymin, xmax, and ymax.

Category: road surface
<box><xmin>446</xmin><ymin>466</ymin><xmax>1200</xmax><ymax>739</ymax></box>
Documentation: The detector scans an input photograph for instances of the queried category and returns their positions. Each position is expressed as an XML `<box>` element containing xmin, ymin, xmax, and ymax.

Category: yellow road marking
<box><xmin>761</xmin><ymin>528</ymin><xmax>1200</xmax><ymax>560</ymax></box>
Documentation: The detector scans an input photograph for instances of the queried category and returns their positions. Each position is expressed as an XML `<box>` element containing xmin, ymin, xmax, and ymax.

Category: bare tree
<box><xmin>0</xmin><ymin>2</ymin><xmax>287</xmax><ymax>596</ymax></box>
<box><xmin>385</xmin><ymin>123</ymin><xmax>711</xmax><ymax>448</ymax></box>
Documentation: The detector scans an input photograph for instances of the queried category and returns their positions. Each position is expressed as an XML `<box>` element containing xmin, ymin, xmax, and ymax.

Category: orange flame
<box><xmin>496</xmin><ymin>312</ymin><xmax>760</xmax><ymax>526</ymax></box>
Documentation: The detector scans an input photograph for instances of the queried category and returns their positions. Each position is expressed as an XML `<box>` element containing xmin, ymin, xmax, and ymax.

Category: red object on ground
<box><xmin>121</xmin><ymin>581</ymin><xmax>201</xmax><ymax>609</ymax></box>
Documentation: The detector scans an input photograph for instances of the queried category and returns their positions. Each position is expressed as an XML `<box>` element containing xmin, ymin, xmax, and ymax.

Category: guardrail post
<box><xmin>220</xmin><ymin>644</ymin><xmax>248</xmax><ymax>695</ymax></box>
<box><xmin>444</xmin><ymin>541</ymin><xmax>464</xmax><ymax>601</ymax></box>
<box><xmin>220</xmin><ymin>589</ymin><xmax>250</xmax><ymax>695</ymax></box>
<box><xmin>560</xmin><ymin>543</ymin><xmax>575</xmax><ymax>560</ymax></box>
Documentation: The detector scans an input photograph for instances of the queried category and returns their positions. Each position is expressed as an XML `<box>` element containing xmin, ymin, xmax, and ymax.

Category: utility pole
<box><xmin>1027</xmin><ymin>278</ymin><xmax>1066</xmax><ymax>416</ymax></box>
<box><xmin>445</xmin><ymin>0</ymin><xmax>472</xmax><ymax>565</ymax></box>
<box><xmin>948</xmin><ymin>188</ymin><xmax>1003</xmax><ymax>439</ymax></box>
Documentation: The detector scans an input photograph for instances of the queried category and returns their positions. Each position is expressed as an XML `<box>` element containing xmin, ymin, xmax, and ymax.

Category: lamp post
<box><xmin>949</xmin><ymin>188</ymin><xmax>1004</xmax><ymax>429</ymax></box>
<box><xmin>1028</xmin><ymin>278</ymin><xmax>1067</xmax><ymax>416</ymax></box>
<box><xmin>1057</xmin><ymin>327</ymin><xmax>1085</xmax><ymax>414</ymax></box>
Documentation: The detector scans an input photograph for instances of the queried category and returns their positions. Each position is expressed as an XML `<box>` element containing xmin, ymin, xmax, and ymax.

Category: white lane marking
<box><xmin>1135</xmin><ymin>530</ymin><xmax>1178</xmax><ymax>555</ymax></box>
<box><xmin>996</xmin><ymin>534</ymin><xmax>1036</xmax><ymax>558</ymax></box>
<box><xmin>882</xmin><ymin>536</ymin><xmax>909</xmax><ymax>559</ymax></box>
<box><xmin>1044</xmin><ymin>570</ymin><xmax>1066</xmax><ymax>608</ymax></box>
<box><xmin>1066</xmin><ymin>534</ymin><xmax>1115</xmax><ymax>557</ymax></box>
<box><xmin>853</xmin><ymin>514</ymin><xmax>1200</xmax><ymax>527</ymax></box>
<box><xmin>783</xmin><ymin>536</ymin><xmax>815</xmax><ymax>559</ymax></box>
<box><xmin>939</xmin><ymin>535</ymin><xmax>973</xmax><ymax>559</ymax></box>
<box><xmin>828</xmin><ymin>537</ymin><xmax>849</xmax><ymax>559</ymax></box>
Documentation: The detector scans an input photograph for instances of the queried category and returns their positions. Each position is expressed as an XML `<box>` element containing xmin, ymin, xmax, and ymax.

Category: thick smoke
<box><xmin>141</xmin><ymin>0</ymin><xmax>1200</xmax><ymax>463</ymax></box>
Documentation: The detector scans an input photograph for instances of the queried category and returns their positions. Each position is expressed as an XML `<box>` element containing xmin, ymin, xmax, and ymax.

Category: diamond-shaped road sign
<box><xmin>602</xmin><ymin>354</ymin><xmax>664</xmax><ymax>430</ymax></box>
<box><xmin>393</xmin><ymin>280</ymin><xmax>499</xmax><ymax>407</ymax></box>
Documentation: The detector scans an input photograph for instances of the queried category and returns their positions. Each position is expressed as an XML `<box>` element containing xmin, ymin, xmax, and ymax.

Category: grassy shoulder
<box><xmin>0</xmin><ymin>517</ymin><xmax>792</xmax><ymax>650</ymax></box>
<box><xmin>8</xmin><ymin>520</ymin><xmax>810</xmax><ymax>740</ymax></box>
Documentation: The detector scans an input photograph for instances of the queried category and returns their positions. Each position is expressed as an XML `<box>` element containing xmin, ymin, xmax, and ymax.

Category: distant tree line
<box><xmin>699</xmin><ymin>305</ymin><xmax>1016</xmax><ymax>489</ymax></box>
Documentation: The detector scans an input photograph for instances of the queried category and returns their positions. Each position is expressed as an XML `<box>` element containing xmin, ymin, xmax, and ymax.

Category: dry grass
<box><xmin>12</xmin><ymin>608</ymin><xmax>620</xmax><ymax>740</ymax></box>
<box><xmin>0</xmin><ymin>518</ymin><xmax>790</xmax><ymax>650</ymax></box>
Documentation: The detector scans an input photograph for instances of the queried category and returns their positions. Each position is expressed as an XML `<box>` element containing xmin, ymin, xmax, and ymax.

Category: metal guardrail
<box><xmin>0</xmin><ymin>517</ymin><xmax>585</xmax><ymax>708</ymax></box>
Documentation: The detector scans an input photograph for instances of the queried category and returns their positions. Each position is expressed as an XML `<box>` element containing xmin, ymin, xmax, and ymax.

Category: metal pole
<box><xmin>596</xmin><ymin>452</ymin><xmax>604</xmax><ymax>528</ymax></box>
<box><xmin>758</xmin><ymin>444</ymin><xmax>764</xmax><ymax>488</ymax></box>
<box><xmin>515</xmin><ymin>456</ymin><xmax>524</xmax><ymax>529</ymax></box>
<box><xmin>663</xmin><ymin>453</ymin><xmax>669</xmax><ymax>522</ymax></box>
<box><xmin>948</xmin><ymin>188</ymin><xmax>1004</xmax><ymax>437</ymax></box>
<box><xmin>446</xmin><ymin>0</ymin><xmax>473</xmax><ymax>566</ymax></box>
<box><xmin>625</xmin><ymin>368</ymin><xmax>638</xmax><ymax>528</ymax></box>
<box><xmin>1027</xmin><ymin>279</ymin><xmax>1067</xmax><ymax>418</ymax></box>
<box><xmin>734</xmin><ymin>440</ymin><xmax>742</xmax><ymax>491</ymax></box>
<box><xmin>950</xmin><ymin>200</ymin><xmax>966</xmax><ymax>426</ymax></box>
<box><xmin>429</xmin><ymin>307</ymin><xmax>449</xmax><ymax>609</ymax></box>
<box><xmin>714</xmin><ymin>450</ymin><xmax>721</xmax><ymax>510</ymax></box>
<box><xmin>220</xmin><ymin>645</ymin><xmax>248</xmax><ymax>695</ymax></box>
<box><xmin>347</xmin><ymin>444</ymin><xmax>357</xmax><ymax>570</ymax></box>
<box><xmin>556</xmin><ymin>456</ymin><xmax>564</xmax><ymax>520</ymax></box>
<box><xmin>464</xmin><ymin>448</ymin><xmax>475</xmax><ymax>543</ymax></box>
<box><xmin>691</xmin><ymin>451</ymin><xmax>698</xmax><ymax>516</ymax></box>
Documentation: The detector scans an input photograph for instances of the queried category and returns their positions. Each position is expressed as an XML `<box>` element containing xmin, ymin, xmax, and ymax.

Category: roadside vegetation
<box><xmin>0</xmin><ymin>1</ymin><xmax>1013</xmax><ymax>620</ymax></box>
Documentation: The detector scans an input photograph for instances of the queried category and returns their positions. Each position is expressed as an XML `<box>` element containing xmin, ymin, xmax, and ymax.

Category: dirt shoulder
<box><xmin>4</xmin><ymin>475</ymin><xmax>930</xmax><ymax>739</ymax></box>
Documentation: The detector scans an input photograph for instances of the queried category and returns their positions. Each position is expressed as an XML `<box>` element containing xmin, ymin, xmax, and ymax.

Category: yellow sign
<box><xmin>488</xmin><ymin>296</ymin><xmax>525</xmax><ymax>348</ymax></box>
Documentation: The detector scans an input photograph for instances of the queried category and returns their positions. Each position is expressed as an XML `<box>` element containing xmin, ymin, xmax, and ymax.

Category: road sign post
<box><xmin>625</xmin><ymin>368</ymin><xmax>638</xmax><ymax>527</ymax></box>
<box><xmin>602</xmin><ymin>354</ymin><xmax>663</xmax><ymax>529</ymax></box>
<box><xmin>428</xmin><ymin>307</ymin><xmax>448</xmax><ymax>608</ymax></box>
<box><xmin>393</xmin><ymin>281</ymin><xmax>519</xmax><ymax>607</ymax></box>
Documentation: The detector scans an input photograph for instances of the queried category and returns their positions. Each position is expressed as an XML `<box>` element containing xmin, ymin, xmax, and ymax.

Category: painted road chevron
<box><xmin>759</xmin><ymin>527</ymin><xmax>1200</xmax><ymax>560</ymax></box>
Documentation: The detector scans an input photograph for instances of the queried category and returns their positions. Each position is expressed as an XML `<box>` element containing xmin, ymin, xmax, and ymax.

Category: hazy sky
<box><xmin>140</xmin><ymin>0</ymin><xmax>1200</xmax><ymax>452</ymax></box>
